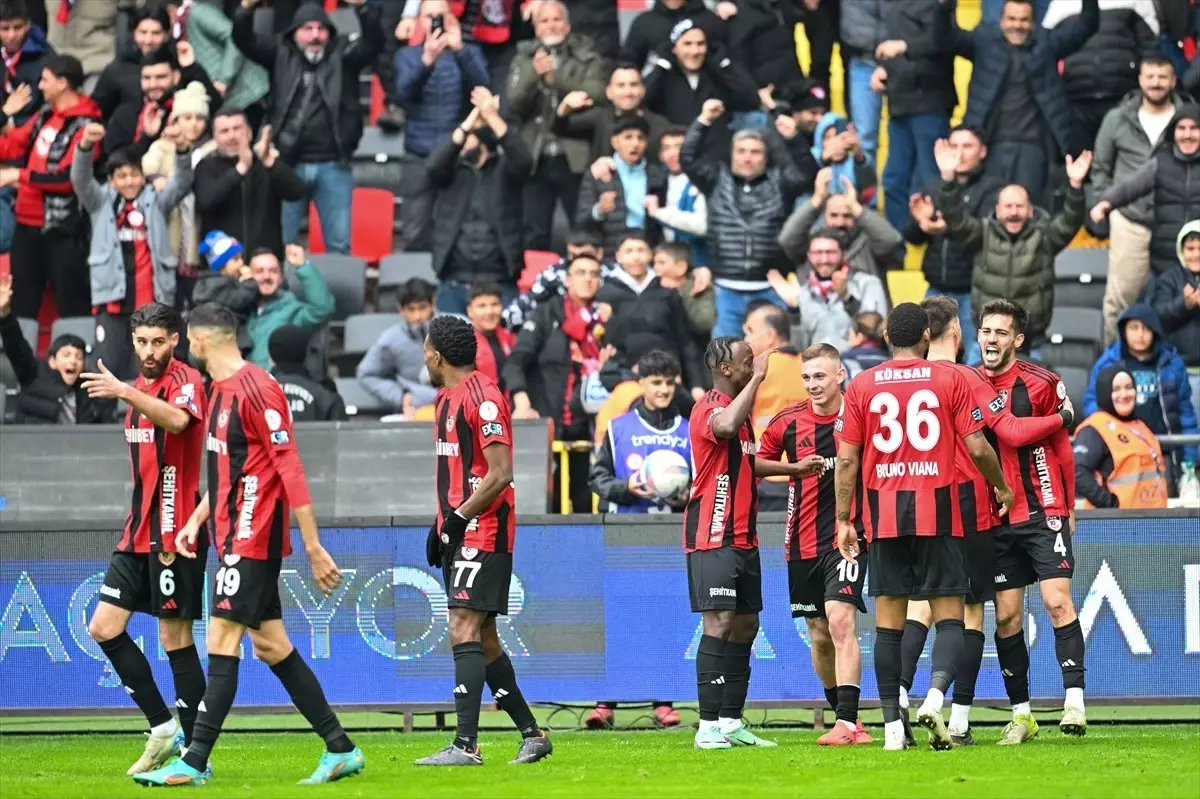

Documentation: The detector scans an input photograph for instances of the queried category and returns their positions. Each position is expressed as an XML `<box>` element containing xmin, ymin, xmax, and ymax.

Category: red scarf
<box><xmin>172</xmin><ymin>0</ymin><xmax>194</xmax><ymax>40</ymax></box>
<box><xmin>135</xmin><ymin>98</ymin><xmax>173</xmax><ymax>141</ymax></box>
<box><xmin>807</xmin><ymin>267</ymin><xmax>840</xmax><ymax>302</ymax></box>
<box><xmin>560</xmin><ymin>295</ymin><xmax>601</xmax><ymax>428</ymax></box>
<box><xmin>474</xmin><ymin>327</ymin><xmax>514</xmax><ymax>388</ymax></box>
<box><xmin>56</xmin><ymin>0</ymin><xmax>75</xmax><ymax>25</ymax></box>
<box><xmin>104</xmin><ymin>200</ymin><xmax>155</xmax><ymax>314</ymax></box>
<box><xmin>2</xmin><ymin>48</ymin><xmax>20</xmax><ymax>94</ymax></box>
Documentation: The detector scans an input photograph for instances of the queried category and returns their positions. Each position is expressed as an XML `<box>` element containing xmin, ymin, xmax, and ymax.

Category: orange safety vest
<box><xmin>752</xmin><ymin>349</ymin><xmax>808</xmax><ymax>482</ymax></box>
<box><xmin>1077</xmin><ymin>411</ymin><xmax>1169</xmax><ymax>509</ymax></box>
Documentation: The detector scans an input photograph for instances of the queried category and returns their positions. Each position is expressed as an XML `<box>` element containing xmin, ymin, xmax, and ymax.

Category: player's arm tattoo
<box><xmin>963</xmin><ymin>430</ymin><xmax>1008</xmax><ymax>491</ymax></box>
<box><xmin>834</xmin><ymin>441</ymin><xmax>861</xmax><ymax>521</ymax></box>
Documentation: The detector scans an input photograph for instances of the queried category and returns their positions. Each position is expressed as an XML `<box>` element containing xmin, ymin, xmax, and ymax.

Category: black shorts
<box><xmin>687</xmin><ymin>547</ymin><xmax>763</xmax><ymax>614</ymax></box>
<box><xmin>100</xmin><ymin>551</ymin><xmax>206</xmax><ymax>620</ymax></box>
<box><xmin>442</xmin><ymin>546</ymin><xmax>512</xmax><ymax>616</ymax></box>
<box><xmin>993</xmin><ymin>516</ymin><xmax>1074</xmax><ymax>590</ymax></box>
<box><xmin>788</xmin><ymin>548</ymin><xmax>867</xmax><ymax>618</ymax></box>
<box><xmin>209</xmin><ymin>556</ymin><xmax>283</xmax><ymax>629</ymax></box>
<box><xmin>868</xmin><ymin>536</ymin><xmax>968</xmax><ymax>599</ymax></box>
<box><xmin>964</xmin><ymin>529</ymin><xmax>997</xmax><ymax>606</ymax></box>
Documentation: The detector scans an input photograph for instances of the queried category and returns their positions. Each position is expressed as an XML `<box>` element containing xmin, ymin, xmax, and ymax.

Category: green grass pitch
<box><xmin>2</xmin><ymin>711</ymin><xmax>1199</xmax><ymax>798</ymax></box>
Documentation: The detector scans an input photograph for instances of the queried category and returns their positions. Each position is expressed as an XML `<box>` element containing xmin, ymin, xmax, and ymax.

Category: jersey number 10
<box><xmin>869</xmin><ymin>390</ymin><xmax>941</xmax><ymax>454</ymax></box>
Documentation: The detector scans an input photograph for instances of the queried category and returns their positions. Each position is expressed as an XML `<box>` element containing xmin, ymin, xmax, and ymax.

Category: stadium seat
<box><xmin>334</xmin><ymin>377</ymin><xmax>388</xmax><ymax>417</ymax></box>
<box><xmin>354</xmin><ymin>126</ymin><xmax>408</xmax><ymax>163</ymax></box>
<box><xmin>0</xmin><ymin>318</ymin><xmax>38</xmax><ymax>354</ymax></box>
<box><xmin>1042</xmin><ymin>306</ymin><xmax>1104</xmax><ymax>371</ymax></box>
<box><xmin>0</xmin><ymin>355</ymin><xmax>15</xmax><ymax>391</ymax></box>
<box><xmin>520</xmin><ymin>250</ymin><xmax>560</xmax><ymax>292</ymax></box>
<box><xmin>1054</xmin><ymin>248</ymin><xmax>1107</xmax><ymax>282</ymax></box>
<box><xmin>1054</xmin><ymin>278</ymin><xmax>1106</xmax><ymax>309</ymax></box>
<box><xmin>378</xmin><ymin>252</ymin><xmax>436</xmax><ymax>309</ymax></box>
<box><xmin>887</xmin><ymin>270</ymin><xmax>930</xmax><ymax>306</ymax></box>
<box><xmin>335</xmin><ymin>313</ymin><xmax>402</xmax><ymax>375</ymax></box>
<box><xmin>1055</xmin><ymin>365</ymin><xmax>1090</xmax><ymax>432</ymax></box>
<box><xmin>351</xmin><ymin>126</ymin><xmax>406</xmax><ymax>207</ymax></box>
<box><xmin>308</xmin><ymin>188</ymin><xmax>397</xmax><ymax>263</ymax></box>
<box><xmin>302</xmin><ymin>254</ymin><xmax>367</xmax><ymax>322</ymax></box>
<box><xmin>50</xmin><ymin>317</ymin><xmax>96</xmax><ymax>350</ymax></box>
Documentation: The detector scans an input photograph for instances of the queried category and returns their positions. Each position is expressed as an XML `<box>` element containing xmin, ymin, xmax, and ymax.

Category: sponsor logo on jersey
<box><xmin>237</xmin><ymin>476</ymin><xmax>258</xmax><ymax>539</ymax></box>
<box><xmin>972</xmin><ymin>407</ymin><xmax>984</xmax><ymax>422</ymax></box>
<box><xmin>994</xmin><ymin>573</ymin><xmax>1007</xmax><ymax>584</ymax></box>
<box><xmin>709</xmin><ymin>474</ymin><xmax>730</xmax><ymax>536</ymax></box>
<box><xmin>630</xmin><ymin>433</ymin><xmax>689</xmax><ymax>449</ymax></box>
<box><xmin>1033</xmin><ymin>446</ymin><xmax>1056</xmax><ymax>507</ymax></box>
<box><xmin>790</xmin><ymin>602</ymin><xmax>816</xmax><ymax>612</ymax></box>
<box><xmin>436</xmin><ymin>440</ymin><xmax>460</xmax><ymax>457</ymax></box>
<box><xmin>125</xmin><ymin>427</ymin><xmax>155</xmax><ymax>444</ymax></box>
<box><xmin>160</xmin><ymin>466</ymin><xmax>177</xmax><ymax>534</ymax></box>
<box><xmin>709</xmin><ymin>586</ymin><xmax>736</xmax><ymax>598</ymax></box>
<box><xmin>270</xmin><ymin>430</ymin><xmax>290</xmax><ymax>445</ymax></box>
<box><xmin>875</xmin><ymin>366</ymin><xmax>931</xmax><ymax>382</ymax></box>
<box><xmin>989</xmin><ymin>394</ymin><xmax>1006</xmax><ymax>414</ymax></box>
<box><xmin>741</xmin><ymin>440</ymin><xmax>756</xmax><ymax>456</ymax></box>
<box><xmin>100</xmin><ymin>584</ymin><xmax>121</xmax><ymax>599</ymax></box>
<box><xmin>206</xmin><ymin>434</ymin><xmax>228</xmax><ymax>456</ymax></box>
<box><xmin>481</xmin><ymin>422</ymin><xmax>505</xmax><ymax>437</ymax></box>
<box><xmin>218</xmin><ymin>409</ymin><xmax>229</xmax><ymax>428</ymax></box>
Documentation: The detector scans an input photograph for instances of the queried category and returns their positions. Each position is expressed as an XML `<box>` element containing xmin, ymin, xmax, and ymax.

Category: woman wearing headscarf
<box><xmin>1074</xmin><ymin>365</ymin><xmax>1169</xmax><ymax>508</ymax></box>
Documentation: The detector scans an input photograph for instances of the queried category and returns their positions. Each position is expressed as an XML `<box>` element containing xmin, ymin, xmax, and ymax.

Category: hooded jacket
<box><xmin>620</xmin><ymin>0</ymin><xmax>727</xmax><ymax>70</ymax></box>
<box><xmin>643</xmin><ymin>47</ymin><xmax>761</xmax><ymax>158</ymax></box>
<box><xmin>1101</xmin><ymin>105</ymin><xmax>1200</xmax><ymax>274</ymax></box>
<box><xmin>1147</xmin><ymin>221</ymin><xmax>1200</xmax><ymax>367</ymax></box>
<box><xmin>1084</xmin><ymin>303</ymin><xmax>1198</xmax><ymax>464</ymax></box>
<box><xmin>725</xmin><ymin>0</ymin><xmax>805</xmax><ymax>95</ymax></box>
<box><xmin>1045</xmin><ymin>2</ymin><xmax>1159</xmax><ymax>106</ymax></box>
<box><xmin>0</xmin><ymin>24</ymin><xmax>52</xmax><ymax>127</ymax></box>
<box><xmin>232</xmin><ymin>2</ymin><xmax>384</xmax><ymax>163</ymax></box>
<box><xmin>356</xmin><ymin>317</ymin><xmax>437</xmax><ymax>410</ymax></box>
<box><xmin>271</xmin><ymin>365</ymin><xmax>348</xmax><ymax>422</ymax></box>
<box><xmin>0</xmin><ymin>313</ymin><xmax>115</xmax><ymax>424</ymax></box>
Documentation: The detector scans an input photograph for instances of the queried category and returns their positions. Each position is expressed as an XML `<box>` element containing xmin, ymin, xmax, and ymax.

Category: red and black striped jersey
<box><xmin>759</xmin><ymin>399</ymin><xmax>856</xmax><ymax>560</ymax></box>
<box><xmin>206</xmin><ymin>363</ymin><xmax>311</xmax><ymax>560</ymax></box>
<box><xmin>683</xmin><ymin>390</ymin><xmax>758</xmax><ymax>552</ymax></box>
<box><xmin>980</xmin><ymin>360</ymin><xmax>1075</xmax><ymax>526</ymax></box>
<box><xmin>434</xmin><ymin>371</ymin><xmax>516</xmax><ymax>554</ymax></box>
<box><xmin>839</xmin><ymin>360</ymin><xmax>984</xmax><ymax>541</ymax></box>
<box><xmin>118</xmin><ymin>359</ymin><xmax>207</xmax><ymax>554</ymax></box>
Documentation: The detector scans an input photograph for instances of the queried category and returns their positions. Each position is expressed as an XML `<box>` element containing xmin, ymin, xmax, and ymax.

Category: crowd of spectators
<box><xmin>0</xmin><ymin>0</ymin><xmax>1197</xmax><ymax>507</ymax></box>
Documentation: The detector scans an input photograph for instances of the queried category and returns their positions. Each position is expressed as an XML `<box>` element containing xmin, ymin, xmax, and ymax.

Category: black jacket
<box><xmin>232</xmin><ymin>2</ymin><xmax>384</xmax><ymax>163</ymax></box>
<box><xmin>271</xmin><ymin>365</ymin><xmax>348</xmax><ymax>422</ymax></box>
<box><xmin>906</xmin><ymin>169</ymin><xmax>1005</xmax><ymax>292</ymax></box>
<box><xmin>1056</xmin><ymin>7</ymin><xmax>1158</xmax><ymax>104</ymax></box>
<box><xmin>881</xmin><ymin>0</ymin><xmax>956</xmax><ymax>118</ymax></box>
<box><xmin>725</xmin><ymin>0</ymin><xmax>805</xmax><ymax>96</ymax></box>
<box><xmin>567</xmin><ymin>0</ymin><xmax>621</xmax><ymax>63</ymax></box>
<box><xmin>621</xmin><ymin>0</ymin><xmax>727</xmax><ymax>70</ymax></box>
<box><xmin>576</xmin><ymin>160</ymin><xmax>668</xmax><ymax>256</ymax></box>
<box><xmin>1148</xmin><ymin>262</ymin><xmax>1200</xmax><ymax>368</ymax></box>
<box><xmin>643</xmin><ymin>48</ymin><xmax>760</xmax><ymax>157</ymax></box>
<box><xmin>553</xmin><ymin>105</ymin><xmax>673</xmax><ymax>165</ymax></box>
<box><xmin>594</xmin><ymin>273</ymin><xmax>705</xmax><ymax>391</ymax></box>
<box><xmin>502</xmin><ymin>296</ymin><xmax>588</xmax><ymax>429</ymax></box>
<box><xmin>589</xmin><ymin>397</ymin><xmax>687</xmax><ymax>509</ymax></box>
<box><xmin>0</xmin><ymin>25</ymin><xmax>52</xmax><ymax>128</ymax></box>
<box><xmin>0</xmin><ymin>314</ymin><xmax>115</xmax><ymax>424</ymax></box>
<box><xmin>192</xmin><ymin>272</ymin><xmax>260</xmax><ymax>354</ymax></box>
<box><xmin>426</xmin><ymin>128</ymin><xmax>533</xmax><ymax>280</ymax></box>
<box><xmin>193</xmin><ymin>152</ymin><xmax>308</xmax><ymax>257</ymax></box>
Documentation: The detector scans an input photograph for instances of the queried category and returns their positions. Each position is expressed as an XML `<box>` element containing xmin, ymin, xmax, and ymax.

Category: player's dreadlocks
<box><xmin>129</xmin><ymin>302</ymin><xmax>181</xmax><ymax>334</ymax></box>
<box><xmin>428</xmin><ymin>315</ymin><xmax>477</xmax><ymax>367</ymax></box>
<box><xmin>704</xmin><ymin>335</ymin><xmax>742</xmax><ymax>373</ymax></box>
<box><xmin>885</xmin><ymin>303</ymin><xmax>929</xmax><ymax>349</ymax></box>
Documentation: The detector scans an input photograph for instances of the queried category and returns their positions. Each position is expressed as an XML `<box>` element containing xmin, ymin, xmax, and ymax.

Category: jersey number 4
<box><xmin>869</xmin><ymin>390</ymin><xmax>941</xmax><ymax>453</ymax></box>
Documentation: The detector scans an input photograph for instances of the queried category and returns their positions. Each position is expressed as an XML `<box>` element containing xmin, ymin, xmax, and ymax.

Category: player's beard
<box><xmin>140</xmin><ymin>354</ymin><xmax>169</xmax><ymax>381</ymax></box>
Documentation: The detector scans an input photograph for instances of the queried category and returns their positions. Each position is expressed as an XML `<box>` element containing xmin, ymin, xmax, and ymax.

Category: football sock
<box><xmin>98</xmin><ymin>632</ymin><xmax>173</xmax><ymax>730</ymax></box>
<box><xmin>1054</xmin><ymin>619</ymin><xmax>1087</xmax><ymax>694</ymax></box>
<box><xmin>485</xmin><ymin>653</ymin><xmax>539</xmax><ymax>738</ymax></box>
<box><xmin>824</xmin><ymin>686</ymin><xmax>839</xmax><ymax>712</ymax></box>
<box><xmin>451</xmin><ymin>642</ymin><xmax>486</xmax><ymax>750</ymax></box>
<box><xmin>270</xmin><ymin>649</ymin><xmax>353</xmax><ymax>754</ymax></box>
<box><xmin>182</xmin><ymin>654</ymin><xmax>238</xmax><ymax>772</ymax></box>
<box><xmin>899</xmin><ymin>620</ymin><xmax>928</xmax><ymax>693</ymax></box>
<box><xmin>949</xmin><ymin>703</ymin><xmax>971</xmax><ymax>732</ymax></box>
<box><xmin>696</xmin><ymin>635</ymin><xmax>727</xmax><ymax>723</ymax></box>
<box><xmin>929</xmin><ymin>619</ymin><xmax>964</xmax><ymax>696</ymax></box>
<box><xmin>952</xmin><ymin>629</ymin><xmax>986</xmax><ymax>709</ymax></box>
<box><xmin>874</xmin><ymin>627</ymin><xmax>904</xmax><ymax>724</ymax></box>
<box><xmin>167</xmin><ymin>644</ymin><xmax>206</xmax><ymax>746</ymax></box>
<box><xmin>719</xmin><ymin>640</ymin><xmax>753</xmax><ymax>721</ymax></box>
<box><xmin>836</xmin><ymin>685</ymin><xmax>861</xmax><ymax>726</ymax></box>
<box><xmin>995</xmin><ymin>630</ymin><xmax>1031</xmax><ymax>706</ymax></box>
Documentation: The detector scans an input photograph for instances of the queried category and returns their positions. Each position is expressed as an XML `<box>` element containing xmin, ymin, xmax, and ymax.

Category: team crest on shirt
<box><xmin>446</xmin><ymin>416</ymin><xmax>455</xmax><ymax>432</ymax></box>
<box><xmin>626</xmin><ymin>453</ymin><xmax>644</xmax><ymax>472</ymax></box>
<box><xmin>158</xmin><ymin>552</ymin><xmax>176</xmax><ymax>566</ymax></box>
<box><xmin>479</xmin><ymin>401</ymin><xmax>500</xmax><ymax>421</ymax></box>
<box><xmin>1047</xmin><ymin>517</ymin><xmax>1063</xmax><ymax>532</ymax></box>
<box><xmin>223</xmin><ymin>554</ymin><xmax>241</xmax><ymax>566</ymax></box>
<box><xmin>218</xmin><ymin>409</ymin><xmax>229</xmax><ymax>428</ymax></box>
<box><xmin>460</xmin><ymin>546</ymin><xmax>478</xmax><ymax>560</ymax></box>
<box><xmin>1056</xmin><ymin>381</ymin><xmax>1067</xmax><ymax>399</ymax></box>
<box><xmin>997</xmin><ymin>389</ymin><xmax>1009</xmax><ymax>405</ymax></box>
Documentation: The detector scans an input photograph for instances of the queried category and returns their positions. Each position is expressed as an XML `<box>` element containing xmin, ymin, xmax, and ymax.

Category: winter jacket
<box><xmin>271</xmin><ymin>365</ymin><xmax>348</xmax><ymax>422</ymax></box>
<box><xmin>589</xmin><ymin>398</ymin><xmax>687</xmax><ymax>510</ymax></box>
<box><xmin>502</xmin><ymin>295</ymin><xmax>591</xmax><ymax>429</ymax></box>
<box><xmin>576</xmin><ymin>159</ymin><xmax>669</xmax><ymax>256</ymax></box>
<box><xmin>939</xmin><ymin>178</ymin><xmax>1085</xmax><ymax>343</ymax></box>
<box><xmin>46</xmin><ymin>0</ymin><xmax>118</xmax><ymax>76</ymax></box>
<box><xmin>841</xmin><ymin>343</ymin><xmax>890</xmax><ymax>380</ymax></box>
<box><xmin>246</xmin><ymin>261</ymin><xmax>336</xmax><ymax>369</ymax></box>
<box><xmin>1044</xmin><ymin>2</ymin><xmax>1159</xmax><ymax>105</ymax></box>
<box><xmin>232</xmin><ymin>2</ymin><xmax>384</xmax><ymax>164</ymax></box>
<box><xmin>426</xmin><ymin>127</ymin><xmax>532</xmax><ymax>280</ymax></box>
<box><xmin>567</xmin><ymin>0</ymin><xmax>621</xmax><ymax>63</ymax></box>
<box><xmin>355</xmin><ymin>318</ymin><xmax>438</xmax><ymax>409</ymax></box>
<box><xmin>1084</xmin><ymin>303</ymin><xmax>1198</xmax><ymax>463</ymax></box>
<box><xmin>682</xmin><ymin>120</ymin><xmax>815</xmax><ymax>283</ymax></box>
<box><xmin>906</xmin><ymin>170</ymin><xmax>1005</xmax><ymax>293</ymax></box>
<box><xmin>553</xmin><ymin>106</ymin><xmax>672</xmax><ymax>165</ymax></box>
<box><xmin>1146</xmin><ymin>222</ymin><xmax>1200</xmax><ymax>367</ymax></box>
<box><xmin>594</xmin><ymin>271</ymin><xmax>705</xmax><ymax>391</ymax></box>
<box><xmin>643</xmin><ymin>49</ymin><xmax>761</xmax><ymax>158</ymax></box>
<box><xmin>620</xmin><ymin>0</ymin><xmax>727</xmax><ymax>70</ymax></box>
<box><xmin>192</xmin><ymin>271</ymin><xmax>259</xmax><ymax>354</ymax></box>
<box><xmin>507</xmin><ymin>34</ymin><xmax>608</xmax><ymax>174</ymax></box>
<box><xmin>0</xmin><ymin>94</ymin><xmax>101</xmax><ymax>231</ymax></box>
<box><xmin>1090</xmin><ymin>89</ymin><xmax>1191</xmax><ymax>228</ymax></box>
<box><xmin>949</xmin><ymin>0</ymin><xmax>1099</xmax><ymax>154</ymax></box>
<box><xmin>193</xmin><ymin>151</ymin><xmax>308</xmax><ymax>257</ymax></box>
<box><xmin>0</xmin><ymin>313</ymin><xmax>115</xmax><ymax>424</ymax></box>
<box><xmin>1101</xmin><ymin>118</ymin><xmax>1200</xmax><ymax>274</ymax></box>
<box><xmin>142</xmin><ymin>138</ymin><xmax>220</xmax><ymax>269</ymax></box>
<box><xmin>0</xmin><ymin>25</ymin><xmax>52</xmax><ymax>127</ymax></box>
<box><xmin>794</xmin><ymin>269</ymin><xmax>890</xmax><ymax>351</ymax></box>
<box><xmin>184</xmin><ymin>0</ymin><xmax>271</xmax><ymax>116</ymax></box>
<box><xmin>778</xmin><ymin>202</ymin><xmax>904</xmax><ymax>280</ymax></box>
<box><xmin>394</xmin><ymin>43</ymin><xmax>489</xmax><ymax>157</ymax></box>
<box><xmin>71</xmin><ymin>143</ymin><xmax>194</xmax><ymax>309</ymax></box>
<box><xmin>502</xmin><ymin>256</ymin><xmax>618</xmax><ymax>330</ymax></box>
<box><xmin>839</xmin><ymin>0</ymin><xmax>886</xmax><ymax>56</ymax></box>
<box><xmin>725</xmin><ymin>0</ymin><xmax>805</xmax><ymax>94</ymax></box>
<box><xmin>879</xmin><ymin>0</ymin><xmax>957</xmax><ymax>118</ymax></box>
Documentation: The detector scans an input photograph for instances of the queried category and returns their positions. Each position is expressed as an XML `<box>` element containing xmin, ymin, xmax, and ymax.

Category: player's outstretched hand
<box><xmin>80</xmin><ymin>360</ymin><xmax>129</xmax><ymax>400</ymax></box>
<box><xmin>308</xmin><ymin>544</ymin><xmax>342</xmax><ymax>595</ymax></box>
<box><xmin>995</xmin><ymin>484</ymin><xmax>1015</xmax><ymax>519</ymax></box>
<box><xmin>836</xmin><ymin>521</ymin><xmax>858</xmax><ymax>561</ymax></box>
<box><xmin>175</xmin><ymin>522</ymin><xmax>201</xmax><ymax>558</ymax></box>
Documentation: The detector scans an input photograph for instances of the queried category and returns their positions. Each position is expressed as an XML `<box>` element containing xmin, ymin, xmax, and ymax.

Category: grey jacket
<box><xmin>72</xmin><ymin>144</ymin><xmax>194</xmax><ymax>309</ymax></box>
<box><xmin>1090</xmin><ymin>90</ymin><xmax>1190</xmax><ymax>227</ymax></box>
<box><xmin>795</xmin><ymin>269</ymin><xmax>890</xmax><ymax>352</ymax></box>
<box><xmin>839</xmin><ymin>0</ymin><xmax>885</xmax><ymax>55</ymax></box>
<box><xmin>778</xmin><ymin>200</ymin><xmax>904</xmax><ymax>279</ymax></box>
<box><xmin>355</xmin><ymin>320</ymin><xmax>439</xmax><ymax>409</ymax></box>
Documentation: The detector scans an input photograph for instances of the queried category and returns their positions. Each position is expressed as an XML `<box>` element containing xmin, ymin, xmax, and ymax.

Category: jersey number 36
<box><xmin>869</xmin><ymin>390</ymin><xmax>941</xmax><ymax>454</ymax></box>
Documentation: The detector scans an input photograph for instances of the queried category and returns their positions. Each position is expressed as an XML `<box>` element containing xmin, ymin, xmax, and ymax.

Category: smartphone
<box><xmin>430</xmin><ymin>14</ymin><xmax>444</xmax><ymax>34</ymax></box>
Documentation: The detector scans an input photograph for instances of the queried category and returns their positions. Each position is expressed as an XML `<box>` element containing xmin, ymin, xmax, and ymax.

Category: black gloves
<box><xmin>439</xmin><ymin>510</ymin><xmax>469</xmax><ymax>552</ymax></box>
<box><xmin>425</xmin><ymin>521</ymin><xmax>441</xmax><ymax>567</ymax></box>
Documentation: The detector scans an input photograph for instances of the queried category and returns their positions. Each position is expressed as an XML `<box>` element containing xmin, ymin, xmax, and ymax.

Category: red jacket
<box><xmin>451</xmin><ymin>0</ymin><xmax>515</xmax><ymax>45</ymax></box>
<box><xmin>0</xmin><ymin>93</ymin><xmax>102</xmax><ymax>229</ymax></box>
<box><xmin>475</xmin><ymin>327</ymin><xmax>515</xmax><ymax>388</ymax></box>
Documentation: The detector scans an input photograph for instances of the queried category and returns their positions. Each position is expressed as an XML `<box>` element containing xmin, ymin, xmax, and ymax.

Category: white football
<box><xmin>638</xmin><ymin>449</ymin><xmax>691</xmax><ymax>501</ymax></box>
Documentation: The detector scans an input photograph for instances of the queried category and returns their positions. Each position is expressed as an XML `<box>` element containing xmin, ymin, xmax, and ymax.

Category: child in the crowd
<box><xmin>192</xmin><ymin>229</ymin><xmax>258</xmax><ymax>354</ymax></box>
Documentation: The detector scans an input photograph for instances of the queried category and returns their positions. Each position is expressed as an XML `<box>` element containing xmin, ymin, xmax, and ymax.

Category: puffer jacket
<box><xmin>949</xmin><ymin>0</ymin><xmax>1099</xmax><ymax>154</ymax></box>
<box><xmin>1045</xmin><ymin>2</ymin><xmax>1159</xmax><ymax>104</ymax></box>
<box><xmin>839</xmin><ymin>0</ymin><xmax>885</xmax><ymax>56</ymax></box>
<box><xmin>938</xmin><ymin>179</ymin><xmax>1085</xmax><ymax>343</ymax></box>
<box><xmin>1147</xmin><ymin>221</ymin><xmax>1200</xmax><ymax>367</ymax></box>
<box><xmin>879</xmin><ymin>0</ymin><xmax>957</xmax><ymax>118</ymax></box>
<box><xmin>681</xmin><ymin>120</ymin><xmax>814</xmax><ymax>283</ymax></box>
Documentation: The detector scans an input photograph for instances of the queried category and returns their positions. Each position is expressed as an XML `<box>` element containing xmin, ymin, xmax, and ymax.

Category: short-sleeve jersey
<box><xmin>940</xmin><ymin>361</ymin><xmax>1005</xmax><ymax>534</ymax></box>
<box><xmin>118</xmin><ymin>359</ymin><xmax>207</xmax><ymax>553</ymax></box>
<box><xmin>838</xmin><ymin>360</ymin><xmax>984</xmax><ymax>541</ymax></box>
<box><xmin>206</xmin><ymin>363</ymin><xmax>311</xmax><ymax>560</ymax></box>
<box><xmin>683</xmin><ymin>390</ymin><xmax>758</xmax><ymax>552</ymax></box>
<box><xmin>434</xmin><ymin>371</ymin><xmax>516</xmax><ymax>553</ymax></box>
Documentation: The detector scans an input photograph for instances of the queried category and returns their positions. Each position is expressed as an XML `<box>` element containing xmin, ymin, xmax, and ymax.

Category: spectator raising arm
<box><xmin>69</xmin><ymin>122</ymin><xmax>109</xmax><ymax>214</ymax></box>
<box><xmin>680</xmin><ymin>101</ymin><xmax>726</xmax><ymax>196</ymax></box>
<box><xmin>231</xmin><ymin>0</ymin><xmax>280</xmax><ymax>69</ymax></box>
<box><xmin>933</xmin><ymin>138</ymin><xmax>986</xmax><ymax>252</ymax></box>
<box><xmin>339</xmin><ymin>0</ymin><xmax>385</xmax><ymax>72</ymax></box>
<box><xmin>282</xmin><ymin>244</ymin><xmax>336</xmax><ymax>328</ymax></box>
